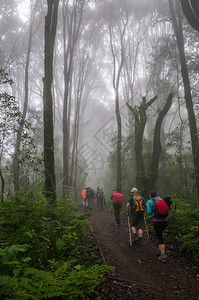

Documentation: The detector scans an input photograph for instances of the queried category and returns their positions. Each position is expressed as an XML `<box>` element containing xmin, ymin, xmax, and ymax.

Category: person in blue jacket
<box><xmin>147</xmin><ymin>190</ymin><xmax>168</xmax><ymax>263</ymax></box>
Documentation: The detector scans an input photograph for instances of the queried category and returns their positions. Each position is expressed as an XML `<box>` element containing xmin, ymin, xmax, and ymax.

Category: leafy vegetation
<box><xmin>0</xmin><ymin>70</ymin><xmax>43</xmax><ymax>201</ymax></box>
<box><xmin>0</xmin><ymin>191</ymin><xmax>113</xmax><ymax>299</ymax></box>
<box><xmin>146</xmin><ymin>197</ymin><xmax>199</xmax><ymax>265</ymax></box>
<box><xmin>165</xmin><ymin>198</ymin><xmax>199</xmax><ymax>264</ymax></box>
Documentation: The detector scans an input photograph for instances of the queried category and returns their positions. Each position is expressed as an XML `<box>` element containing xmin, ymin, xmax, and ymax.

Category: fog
<box><xmin>1</xmin><ymin>0</ymin><xmax>199</xmax><ymax>199</ymax></box>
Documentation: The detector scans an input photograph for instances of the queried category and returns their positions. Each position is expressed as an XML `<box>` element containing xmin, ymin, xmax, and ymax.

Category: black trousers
<box><xmin>113</xmin><ymin>203</ymin><xmax>122</xmax><ymax>225</ymax></box>
<box><xmin>153</xmin><ymin>221</ymin><xmax>168</xmax><ymax>244</ymax></box>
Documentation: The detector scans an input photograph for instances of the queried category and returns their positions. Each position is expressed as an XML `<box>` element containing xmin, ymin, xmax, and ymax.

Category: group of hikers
<box><xmin>81</xmin><ymin>186</ymin><xmax>171</xmax><ymax>263</ymax></box>
<box><xmin>111</xmin><ymin>187</ymin><xmax>171</xmax><ymax>263</ymax></box>
<box><xmin>81</xmin><ymin>186</ymin><xmax>105</xmax><ymax>212</ymax></box>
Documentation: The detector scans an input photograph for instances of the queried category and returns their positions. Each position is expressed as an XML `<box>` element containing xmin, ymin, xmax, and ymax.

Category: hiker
<box><xmin>96</xmin><ymin>187</ymin><xmax>105</xmax><ymax>211</ymax></box>
<box><xmin>147</xmin><ymin>190</ymin><xmax>168</xmax><ymax>263</ymax></box>
<box><xmin>127</xmin><ymin>187</ymin><xmax>146</xmax><ymax>245</ymax></box>
<box><xmin>90</xmin><ymin>188</ymin><xmax>95</xmax><ymax>208</ymax></box>
<box><xmin>85</xmin><ymin>187</ymin><xmax>95</xmax><ymax>211</ymax></box>
<box><xmin>81</xmin><ymin>189</ymin><xmax>86</xmax><ymax>209</ymax></box>
<box><xmin>111</xmin><ymin>188</ymin><xmax>124</xmax><ymax>226</ymax></box>
<box><xmin>94</xmin><ymin>186</ymin><xmax>100</xmax><ymax>205</ymax></box>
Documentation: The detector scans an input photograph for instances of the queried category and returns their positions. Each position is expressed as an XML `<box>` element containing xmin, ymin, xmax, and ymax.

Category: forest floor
<box><xmin>80</xmin><ymin>204</ymin><xmax>199</xmax><ymax>299</ymax></box>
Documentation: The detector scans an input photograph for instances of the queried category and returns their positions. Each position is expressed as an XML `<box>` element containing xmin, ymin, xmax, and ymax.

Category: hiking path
<box><xmin>86</xmin><ymin>205</ymin><xmax>199</xmax><ymax>299</ymax></box>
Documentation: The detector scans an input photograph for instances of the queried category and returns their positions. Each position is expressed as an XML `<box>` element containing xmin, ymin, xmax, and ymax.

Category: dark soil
<box><xmin>82</xmin><ymin>205</ymin><xmax>199</xmax><ymax>300</ymax></box>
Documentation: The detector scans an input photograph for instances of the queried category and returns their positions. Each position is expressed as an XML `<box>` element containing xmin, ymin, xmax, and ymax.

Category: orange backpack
<box><xmin>133</xmin><ymin>195</ymin><xmax>144</xmax><ymax>215</ymax></box>
<box><xmin>81</xmin><ymin>189</ymin><xmax>86</xmax><ymax>200</ymax></box>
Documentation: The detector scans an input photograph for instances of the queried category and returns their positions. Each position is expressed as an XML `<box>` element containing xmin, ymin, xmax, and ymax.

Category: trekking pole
<box><xmin>144</xmin><ymin>215</ymin><xmax>150</xmax><ymax>239</ymax></box>
<box><xmin>128</xmin><ymin>216</ymin><xmax>132</xmax><ymax>246</ymax></box>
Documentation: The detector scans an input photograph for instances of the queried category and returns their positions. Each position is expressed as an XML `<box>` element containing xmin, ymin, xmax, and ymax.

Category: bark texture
<box><xmin>169</xmin><ymin>0</ymin><xmax>199</xmax><ymax>201</ymax></box>
<box><xmin>127</xmin><ymin>95</ymin><xmax>157</xmax><ymax>190</ymax></box>
<box><xmin>180</xmin><ymin>0</ymin><xmax>199</xmax><ymax>32</ymax></box>
<box><xmin>62</xmin><ymin>0</ymin><xmax>84</xmax><ymax>195</ymax></box>
<box><xmin>13</xmin><ymin>1</ymin><xmax>38</xmax><ymax>193</ymax></box>
<box><xmin>43</xmin><ymin>0</ymin><xmax>59</xmax><ymax>203</ymax></box>
<box><xmin>149</xmin><ymin>93</ymin><xmax>173</xmax><ymax>190</ymax></box>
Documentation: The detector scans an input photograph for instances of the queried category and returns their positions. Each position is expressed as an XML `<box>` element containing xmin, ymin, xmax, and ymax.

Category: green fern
<box><xmin>0</xmin><ymin>196</ymin><xmax>114</xmax><ymax>299</ymax></box>
<box><xmin>0</xmin><ymin>264</ymin><xmax>114</xmax><ymax>299</ymax></box>
<box><xmin>181</xmin><ymin>238</ymin><xmax>199</xmax><ymax>264</ymax></box>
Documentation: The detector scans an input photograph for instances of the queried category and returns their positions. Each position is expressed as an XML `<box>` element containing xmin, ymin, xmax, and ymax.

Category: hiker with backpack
<box><xmin>94</xmin><ymin>187</ymin><xmax>100</xmax><ymax>205</ymax></box>
<box><xmin>111</xmin><ymin>189</ymin><xmax>124</xmax><ymax>226</ymax></box>
<box><xmin>147</xmin><ymin>190</ymin><xmax>170</xmax><ymax>263</ymax></box>
<box><xmin>96</xmin><ymin>187</ymin><xmax>105</xmax><ymax>211</ymax></box>
<box><xmin>85</xmin><ymin>187</ymin><xmax>95</xmax><ymax>211</ymax></box>
<box><xmin>127</xmin><ymin>188</ymin><xmax>146</xmax><ymax>245</ymax></box>
<box><xmin>81</xmin><ymin>189</ymin><xmax>86</xmax><ymax>210</ymax></box>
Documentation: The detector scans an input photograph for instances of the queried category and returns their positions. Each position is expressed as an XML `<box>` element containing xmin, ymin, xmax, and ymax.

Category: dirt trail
<box><xmin>87</xmin><ymin>205</ymin><xmax>199</xmax><ymax>299</ymax></box>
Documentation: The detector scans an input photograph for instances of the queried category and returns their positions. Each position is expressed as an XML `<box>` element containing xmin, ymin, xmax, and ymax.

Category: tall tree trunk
<box><xmin>115</xmin><ymin>93</ymin><xmax>122</xmax><ymax>193</ymax></box>
<box><xmin>127</xmin><ymin>95</ymin><xmax>157</xmax><ymax>190</ymax></box>
<box><xmin>62</xmin><ymin>0</ymin><xmax>84</xmax><ymax>196</ymax></box>
<box><xmin>109</xmin><ymin>12</ymin><xmax>128</xmax><ymax>193</ymax></box>
<box><xmin>70</xmin><ymin>81</ymin><xmax>81</xmax><ymax>188</ymax></box>
<box><xmin>180</xmin><ymin>0</ymin><xmax>199</xmax><ymax>32</ymax></box>
<box><xmin>0</xmin><ymin>167</ymin><xmax>4</xmax><ymax>202</ymax></box>
<box><xmin>70</xmin><ymin>101</ymin><xmax>78</xmax><ymax>187</ymax></box>
<box><xmin>169</xmin><ymin>0</ymin><xmax>199</xmax><ymax>201</ymax></box>
<box><xmin>13</xmin><ymin>0</ymin><xmax>38</xmax><ymax>193</ymax></box>
<box><xmin>149</xmin><ymin>93</ymin><xmax>173</xmax><ymax>190</ymax></box>
<box><xmin>74</xmin><ymin>119</ymin><xmax>79</xmax><ymax>193</ymax></box>
<box><xmin>43</xmin><ymin>0</ymin><xmax>59</xmax><ymax>203</ymax></box>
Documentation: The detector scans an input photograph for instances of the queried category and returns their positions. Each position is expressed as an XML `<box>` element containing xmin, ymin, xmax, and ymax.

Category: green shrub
<box><xmin>0</xmin><ymin>264</ymin><xmax>113</xmax><ymax>299</ymax></box>
<box><xmin>163</xmin><ymin>198</ymin><xmax>199</xmax><ymax>265</ymax></box>
<box><xmin>180</xmin><ymin>238</ymin><xmax>199</xmax><ymax>264</ymax></box>
<box><xmin>0</xmin><ymin>194</ymin><xmax>113</xmax><ymax>299</ymax></box>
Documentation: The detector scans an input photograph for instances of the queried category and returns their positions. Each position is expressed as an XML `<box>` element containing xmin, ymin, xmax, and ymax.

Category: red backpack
<box><xmin>153</xmin><ymin>197</ymin><xmax>169</xmax><ymax>218</ymax></box>
<box><xmin>112</xmin><ymin>193</ymin><xmax>124</xmax><ymax>205</ymax></box>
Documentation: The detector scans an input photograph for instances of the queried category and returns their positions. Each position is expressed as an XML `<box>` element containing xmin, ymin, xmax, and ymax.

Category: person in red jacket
<box><xmin>111</xmin><ymin>188</ymin><xmax>124</xmax><ymax>226</ymax></box>
<box><xmin>81</xmin><ymin>189</ymin><xmax>86</xmax><ymax>210</ymax></box>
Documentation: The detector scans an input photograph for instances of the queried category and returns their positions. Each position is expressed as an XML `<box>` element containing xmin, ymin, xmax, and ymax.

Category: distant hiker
<box><xmin>85</xmin><ymin>187</ymin><xmax>91</xmax><ymax>211</ymax></box>
<box><xmin>90</xmin><ymin>188</ymin><xmax>95</xmax><ymax>207</ymax></box>
<box><xmin>111</xmin><ymin>188</ymin><xmax>124</xmax><ymax>226</ymax></box>
<box><xmin>96</xmin><ymin>187</ymin><xmax>105</xmax><ymax>211</ymax></box>
<box><xmin>95</xmin><ymin>186</ymin><xmax>99</xmax><ymax>195</ymax></box>
<box><xmin>86</xmin><ymin>187</ymin><xmax>95</xmax><ymax>211</ymax></box>
<box><xmin>94</xmin><ymin>186</ymin><xmax>100</xmax><ymax>205</ymax></box>
<box><xmin>127</xmin><ymin>187</ymin><xmax>146</xmax><ymax>245</ymax></box>
<box><xmin>147</xmin><ymin>190</ymin><xmax>168</xmax><ymax>263</ymax></box>
<box><xmin>81</xmin><ymin>189</ymin><xmax>86</xmax><ymax>209</ymax></box>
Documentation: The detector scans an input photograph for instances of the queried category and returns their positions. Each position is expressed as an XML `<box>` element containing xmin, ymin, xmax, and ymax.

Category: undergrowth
<box><xmin>0</xmin><ymin>192</ymin><xmax>113</xmax><ymax>299</ymax></box>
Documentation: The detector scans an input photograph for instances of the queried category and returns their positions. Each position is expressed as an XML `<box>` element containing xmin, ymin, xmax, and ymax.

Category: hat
<box><xmin>131</xmin><ymin>187</ymin><xmax>138</xmax><ymax>193</ymax></box>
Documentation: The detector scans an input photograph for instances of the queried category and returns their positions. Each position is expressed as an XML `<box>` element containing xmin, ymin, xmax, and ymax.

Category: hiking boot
<box><xmin>159</xmin><ymin>255</ymin><xmax>167</xmax><ymax>263</ymax></box>
<box><xmin>133</xmin><ymin>233</ymin><xmax>138</xmax><ymax>243</ymax></box>
<box><xmin>157</xmin><ymin>248</ymin><xmax>161</xmax><ymax>256</ymax></box>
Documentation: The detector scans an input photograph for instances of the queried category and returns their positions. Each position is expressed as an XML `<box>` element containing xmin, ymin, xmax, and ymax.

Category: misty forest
<box><xmin>0</xmin><ymin>0</ymin><xmax>199</xmax><ymax>299</ymax></box>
